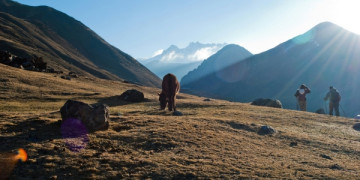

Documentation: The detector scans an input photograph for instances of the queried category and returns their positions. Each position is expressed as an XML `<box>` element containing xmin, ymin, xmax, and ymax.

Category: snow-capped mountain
<box><xmin>140</xmin><ymin>42</ymin><xmax>227</xmax><ymax>79</ymax></box>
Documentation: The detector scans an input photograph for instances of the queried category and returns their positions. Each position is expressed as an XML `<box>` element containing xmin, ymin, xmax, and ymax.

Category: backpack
<box><xmin>331</xmin><ymin>90</ymin><xmax>341</xmax><ymax>102</ymax></box>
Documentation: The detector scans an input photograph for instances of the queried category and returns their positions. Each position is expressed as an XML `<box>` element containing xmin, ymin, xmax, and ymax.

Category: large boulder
<box><xmin>119</xmin><ymin>89</ymin><xmax>144</xmax><ymax>102</ymax></box>
<box><xmin>251</xmin><ymin>98</ymin><xmax>282</xmax><ymax>108</ymax></box>
<box><xmin>258</xmin><ymin>125</ymin><xmax>277</xmax><ymax>135</ymax></box>
<box><xmin>353</xmin><ymin>123</ymin><xmax>360</xmax><ymax>131</ymax></box>
<box><xmin>60</xmin><ymin>100</ymin><xmax>110</xmax><ymax>132</ymax></box>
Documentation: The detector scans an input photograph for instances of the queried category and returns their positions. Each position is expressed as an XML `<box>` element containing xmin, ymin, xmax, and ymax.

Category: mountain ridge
<box><xmin>182</xmin><ymin>22</ymin><xmax>360</xmax><ymax>117</ymax></box>
<box><xmin>0</xmin><ymin>0</ymin><xmax>161</xmax><ymax>87</ymax></box>
<box><xmin>181</xmin><ymin>44</ymin><xmax>253</xmax><ymax>86</ymax></box>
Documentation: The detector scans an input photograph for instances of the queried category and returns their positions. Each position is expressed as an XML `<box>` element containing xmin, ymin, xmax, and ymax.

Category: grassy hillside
<box><xmin>0</xmin><ymin>0</ymin><xmax>161</xmax><ymax>87</ymax></box>
<box><xmin>0</xmin><ymin>64</ymin><xmax>359</xmax><ymax>179</ymax></box>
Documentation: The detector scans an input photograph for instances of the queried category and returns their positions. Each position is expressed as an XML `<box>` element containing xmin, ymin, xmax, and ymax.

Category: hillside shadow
<box><xmin>0</xmin><ymin>118</ymin><xmax>62</xmax><ymax>152</ymax></box>
<box><xmin>97</xmin><ymin>95</ymin><xmax>153</xmax><ymax>107</ymax></box>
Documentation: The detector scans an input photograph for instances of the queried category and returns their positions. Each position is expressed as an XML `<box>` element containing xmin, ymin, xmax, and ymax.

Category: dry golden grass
<box><xmin>1</xmin><ymin>64</ymin><xmax>360</xmax><ymax>179</ymax></box>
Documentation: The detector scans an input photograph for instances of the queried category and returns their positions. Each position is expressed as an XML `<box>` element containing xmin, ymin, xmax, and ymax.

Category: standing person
<box><xmin>294</xmin><ymin>84</ymin><xmax>311</xmax><ymax>111</ymax></box>
<box><xmin>324</xmin><ymin>86</ymin><xmax>341</xmax><ymax>116</ymax></box>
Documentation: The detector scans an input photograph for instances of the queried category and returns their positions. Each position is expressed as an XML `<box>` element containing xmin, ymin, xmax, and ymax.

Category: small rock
<box><xmin>290</xmin><ymin>142</ymin><xmax>298</xmax><ymax>147</ymax></box>
<box><xmin>258</xmin><ymin>125</ymin><xmax>276</xmax><ymax>135</ymax></box>
<box><xmin>251</xmin><ymin>98</ymin><xmax>282</xmax><ymax>108</ymax></box>
<box><xmin>320</xmin><ymin>154</ymin><xmax>332</xmax><ymax>160</ymax></box>
<box><xmin>330</xmin><ymin>164</ymin><xmax>342</xmax><ymax>170</ymax></box>
<box><xmin>173</xmin><ymin>111</ymin><xmax>183</xmax><ymax>116</ymax></box>
<box><xmin>68</xmin><ymin>71</ymin><xmax>79</xmax><ymax>78</ymax></box>
<box><xmin>60</xmin><ymin>76</ymin><xmax>71</xmax><ymax>80</ymax></box>
<box><xmin>203</xmin><ymin>98</ymin><xmax>211</xmax><ymax>101</ymax></box>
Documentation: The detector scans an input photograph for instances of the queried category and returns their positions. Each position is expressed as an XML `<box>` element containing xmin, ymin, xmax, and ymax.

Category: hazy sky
<box><xmin>13</xmin><ymin>0</ymin><xmax>360</xmax><ymax>59</ymax></box>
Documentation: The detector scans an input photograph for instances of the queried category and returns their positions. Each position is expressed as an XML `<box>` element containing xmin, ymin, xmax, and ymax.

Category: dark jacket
<box><xmin>324</xmin><ymin>88</ymin><xmax>341</xmax><ymax>103</ymax></box>
<box><xmin>295</xmin><ymin>87</ymin><xmax>311</xmax><ymax>101</ymax></box>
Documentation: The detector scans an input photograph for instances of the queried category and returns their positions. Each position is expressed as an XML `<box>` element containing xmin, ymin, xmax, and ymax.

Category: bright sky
<box><xmin>13</xmin><ymin>0</ymin><xmax>360</xmax><ymax>59</ymax></box>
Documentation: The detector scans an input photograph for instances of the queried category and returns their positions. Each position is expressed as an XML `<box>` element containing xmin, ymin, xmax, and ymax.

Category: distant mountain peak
<box><xmin>181</xmin><ymin>44</ymin><xmax>252</xmax><ymax>85</ymax></box>
<box><xmin>140</xmin><ymin>42</ymin><xmax>228</xmax><ymax>79</ymax></box>
<box><xmin>314</xmin><ymin>21</ymin><xmax>339</xmax><ymax>29</ymax></box>
<box><xmin>167</xmin><ymin>45</ymin><xmax>179</xmax><ymax>50</ymax></box>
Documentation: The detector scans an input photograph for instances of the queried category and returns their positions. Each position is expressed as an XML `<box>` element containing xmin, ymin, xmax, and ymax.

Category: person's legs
<box><xmin>329</xmin><ymin>102</ymin><xmax>334</xmax><ymax>115</ymax></box>
<box><xmin>299</xmin><ymin>101</ymin><xmax>306</xmax><ymax>111</ymax></box>
<box><xmin>334</xmin><ymin>102</ymin><xmax>340</xmax><ymax>116</ymax></box>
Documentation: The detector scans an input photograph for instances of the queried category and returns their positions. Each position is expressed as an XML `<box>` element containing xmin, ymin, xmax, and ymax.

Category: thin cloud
<box><xmin>160</xmin><ymin>51</ymin><xmax>184</xmax><ymax>62</ymax></box>
<box><xmin>188</xmin><ymin>46</ymin><xmax>219</xmax><ymax>61</ymax></box>
<box><xmin>152</xmin><ymin>49</ymin><xmax>164</xmax><ymax>57</ymax></box>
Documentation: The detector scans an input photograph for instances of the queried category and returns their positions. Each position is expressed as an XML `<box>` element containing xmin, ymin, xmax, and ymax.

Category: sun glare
<box><xmin>326</xmin><ymin>0</ymin><xmax>360</xmax><ymax>35</ymax></box>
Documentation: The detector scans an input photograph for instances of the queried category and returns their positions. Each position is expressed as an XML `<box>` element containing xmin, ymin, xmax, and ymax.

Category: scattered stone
<box><xmin>320</xmin><ymin>154</ymin><xmax>332</xmax><ymax>160</ymax></box>
<box><xmin>251</xmin><ymin>98</ymin><xmax>282</xmax><ymax>108</ymax></box>
<box><xmin>330</xmin><ymin>164</ymin><xmax>342</xmax><ymax>170</ymax></box>
<box><xmin>25</xmin><ymin>66</ymin><xmax>35</xmax><ymax>71</ymax></box>
<box><xmin>60</xmin><ymin>100</ymin><xmax>110</xmax><ymax>132</ymax></box>
<box><xmin>203</xmin><ymin>98</ymin><xmax>211</xmax><ymax>101</ymax></box>
<box><xmin>0</xmin><ymin>51</ymin><xmax>67</xmax><ymax>75</ymax></box>
<box><xmin>173</xmin><ymin>111</ymin><xmax>183</xmax><ymax>116</ymax></box>
<box><xmin>353</xmin><ymin>123</ymin><xmax>360</xmax><ymax>131</ymax></box>
<box><xmin>68</xmin><ymin>71</ymin><xmax>79</xmax><ymax>78</ymax></box>
<box><xmin>46</xmin><ymin>67</ymin><xmax>55</xmax><ymax>73</ymax></box>
<box><xmin>60</xmin><ymin>76</ymin><xmax>71</xmax><ymax>80</ymax></box>
<box><xmin>315</xmin><ymin>108</ymin><xmax>325</xmax><ymax>114</ymax></box>
<box><xmin>290</xmin><ymin>142</ymin><xmax>298</xmax><ymax>147</ymax></box>
<box><xmin>258</xmin><ymin>125</ymin><xmax>277</xmax><ymax>135</ymax></box>
<box><xmin>119</xmin><ymin>89</ymin><xmax>144</xmax><ymax>102</ymax></box>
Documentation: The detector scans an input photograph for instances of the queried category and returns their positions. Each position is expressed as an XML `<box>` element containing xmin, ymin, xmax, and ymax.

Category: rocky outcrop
<box><xmin>258</xmin><ymin>125</ymin><xmax>277</xmax><ymax>135</ymax></box>
<box><xmin>251</xmin><ymin>98</ymin><xmax>282</xmax><ymax>108</ymax></box>
<box><xmin>0</xmin><ymin>50</ymin><xmax>48</xmax><ymax>72</ymax></box>
<box><xmin>119</xmin><ymin>89</ymin><xmax>144</xmax><ymax>102</ymax></box>
<box><xmin>60</xmin><ymin>100</ymin><xmax>110</xmax><ymax>132</ymax></box>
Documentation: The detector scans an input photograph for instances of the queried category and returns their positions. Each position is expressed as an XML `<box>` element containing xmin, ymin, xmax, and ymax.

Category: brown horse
<box><xmin>159</xmin><ymin>73</ymin><xmax>180</xmax><ymax>111</ymax></box>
